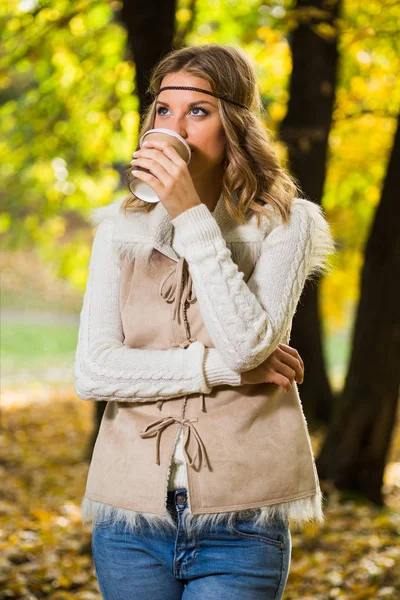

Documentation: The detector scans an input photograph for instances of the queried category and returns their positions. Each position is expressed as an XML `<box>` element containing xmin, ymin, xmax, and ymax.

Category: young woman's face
<box><xmin>153</xmin><ymin>71</ymin><xmax>226</xmax><ymax>179</ymax></box>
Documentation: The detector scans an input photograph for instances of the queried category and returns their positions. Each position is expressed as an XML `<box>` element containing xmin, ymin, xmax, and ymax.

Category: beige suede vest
<box><xmin>84</xmin><ymin>211</ymin><xmax>323</xmax><ymax>521</ymax></box>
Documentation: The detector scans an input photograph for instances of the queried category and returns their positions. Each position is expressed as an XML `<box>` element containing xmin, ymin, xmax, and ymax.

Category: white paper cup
<box><xmin>128</xmin><ymin>129</ymin><xmax>192</xmax><ymax>203</ymax></box>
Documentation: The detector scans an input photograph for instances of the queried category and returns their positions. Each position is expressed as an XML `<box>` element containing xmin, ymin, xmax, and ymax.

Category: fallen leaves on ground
<box><xmin>0</xmin><ymin>384</ymin><xmax>399</xmax><ymax>599</ymax></box>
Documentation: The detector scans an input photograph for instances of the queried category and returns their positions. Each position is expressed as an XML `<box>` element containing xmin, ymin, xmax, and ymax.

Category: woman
<box><xmin>74</xmin><ymin>44</ymin><xmax>335</xmax><ymax>599</ymax></box>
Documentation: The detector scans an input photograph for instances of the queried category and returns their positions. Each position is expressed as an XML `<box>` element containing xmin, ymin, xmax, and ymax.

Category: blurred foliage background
<box><xmin>1</xmin><ymin>0</ymin><xmax>400</xmax><ymax>599</ymax></box>
<box><xmin>1</xmin><ymin>0</ymin><xmax>398</xmax><ymax>324</ymax></box>
<box><xmin>1</xmin><ymin>0</ymin><xmax>400</xmax><ymax>381</ymax></box>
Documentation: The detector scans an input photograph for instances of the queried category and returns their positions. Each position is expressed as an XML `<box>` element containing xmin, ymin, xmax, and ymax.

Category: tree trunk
<box><xmin>317</xmin><ymin>115</ymin><xmax>400</xmax><ymax>504</ymax></box>
<box><xmin>121</xmin><ymin>0</ymin><xmax>178</xmax><ymax>120</ymax></box>
<box><xmin>279</xmin><ymin>0</ymin><xmax>342</xmax><ymax>425</ymax></box>
<box><xmin>289</xmin><ymin>278</ymin><xmax>334</xmax><ymax>426</ymax></box>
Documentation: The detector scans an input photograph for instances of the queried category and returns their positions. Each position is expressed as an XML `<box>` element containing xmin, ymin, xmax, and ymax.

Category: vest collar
<box><xmin>89</xmin><ymin>191</ymin><xmax>277</xmax><ymax>265</ymax></box>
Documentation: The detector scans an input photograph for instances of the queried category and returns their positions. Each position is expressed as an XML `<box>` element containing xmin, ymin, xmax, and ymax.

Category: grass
<box><xmin>1</xmin><ymin>321</ymin><xmax>79</xmax><ymax>385</ymax></box>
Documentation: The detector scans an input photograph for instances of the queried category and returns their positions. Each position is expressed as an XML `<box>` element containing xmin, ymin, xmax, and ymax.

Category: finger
<box><xmin>277</xmin><ymin>343</ymin><xmax>304</xmax><ymax>372</ymax></box>
<box><xmin>131</xmin><ymin>168</ymin><xmax>163</xmax><ymax>193</ymax></box>
<box><xmin>132</xmin><ymin>145</ymin><xmax>179</xmax><ymax>174</ymax></box>
<box><xmin>273</xmin><ymin>348</ymin><xmax>303</xmax><ymax>384</ymax></box>
<box><xmin>140</xmin><ymin>140</ymin><xmax>186</xmax><ymax>167</ymax></box>
<box><xmin>269</xmin><ymin>359</ymin><xmax>296</xmax><ymax>386</ymax></box>
<box><xmin>268</xmin><ymin>373</ymin><xmax>292</xmax><ymax>393</ymax></box>
<box><xmin>277</xmin><ymin>343</ymin><xmax>304</xmax><ymax>369</ymax></box>
<box><xmin>131</xmin><ymin>156</ymin><xmax>173</xmax><ymax>187</ymax></box>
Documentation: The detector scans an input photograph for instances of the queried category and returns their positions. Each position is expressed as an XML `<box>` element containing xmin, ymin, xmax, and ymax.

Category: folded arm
<box><xmin>171</xmin><ymin>199</ymin><xmax>335</xmax><ymax>373</ymax></box>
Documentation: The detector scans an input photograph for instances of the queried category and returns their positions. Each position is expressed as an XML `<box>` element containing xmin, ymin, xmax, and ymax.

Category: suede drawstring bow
<box><xmin>139</xmin><ymin>415</ymin><xmax>210</xmax><ymax>470</ymax></box>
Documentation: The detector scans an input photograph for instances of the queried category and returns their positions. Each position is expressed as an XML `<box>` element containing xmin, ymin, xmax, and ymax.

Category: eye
<box><xmin>191</xmin><ymin>107</ymin><xmax>209</xmax><ymax>116</ymax></box>
<box><xmin>156</xmin><ymin>106</ymin><xmax>209</xmax><ymax>116</ymax></box>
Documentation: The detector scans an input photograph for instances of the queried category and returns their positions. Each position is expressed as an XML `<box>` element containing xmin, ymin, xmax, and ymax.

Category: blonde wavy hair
<box><xmin>122</xmin><ymin>43</ymin><xmax>302</xmax><ymax>227</ymax></box>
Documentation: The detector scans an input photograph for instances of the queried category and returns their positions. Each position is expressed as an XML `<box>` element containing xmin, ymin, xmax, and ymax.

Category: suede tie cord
<box><xmin>139</xmin><ymin>257</ymin><xmax>208</xmax><ymax>470</ymax></box>
<box><xmin>139</xmin><ymin>415</ymin><xmax>210</xmax><ymax>470</ymax></box>
<box><xmin>159</xmin><ymin>255</ymin><xmax>197</xmax><ymax>331</ymax></box>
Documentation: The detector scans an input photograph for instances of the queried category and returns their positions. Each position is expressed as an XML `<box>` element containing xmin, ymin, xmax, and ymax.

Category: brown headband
<box><xmin>154</xmin><ymin>86</ymin><xmax>249</xmax><ymax>110</ymax></box>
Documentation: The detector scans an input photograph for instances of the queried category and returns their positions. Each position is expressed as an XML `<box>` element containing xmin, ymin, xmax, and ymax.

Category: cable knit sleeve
<box><xmin>74</xmin><ymin>218</ymin><xmax>241</xmax><ymax>402</ymax></box>
<box><xmin>171</xmin><ymin>198</ymin><xmax>335</xmax><ymax>373</ymax></box>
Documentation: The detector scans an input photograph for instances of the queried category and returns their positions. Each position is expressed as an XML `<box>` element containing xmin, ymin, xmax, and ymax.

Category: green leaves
<box><xmin>1</xmin><ymin>0</ymin><xmax>135</xmax><ymax>264</ymax></box>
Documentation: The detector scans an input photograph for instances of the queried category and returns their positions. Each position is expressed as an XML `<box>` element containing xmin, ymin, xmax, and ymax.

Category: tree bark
<box><xmin>279</xmin><ymin>0</ymin><xmax>342</xmax><ymax>425</ymax></box>
<box><xmin>121</xmin><ymin>0</ymin><xmax>178</xmax><ymax>121</ymax></box>
<box><xmin>317</xmin><ymin>115</ymin><xmax>400</xmax><ymax>504</ymax></box>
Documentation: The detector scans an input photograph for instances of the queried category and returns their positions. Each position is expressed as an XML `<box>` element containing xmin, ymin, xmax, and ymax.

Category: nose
<box><xmin>172</xmin><ymin>125</ymin><xmax>188</xmax><ymax>141</ymax></box>
<box><xmin>159</xmin><ymin>116</ymin><xmax>188</xmax><ymax>141</ymax></box>
<box><xmin>153</xmin><ymin>112</ymin><xmax>192</xmax><ymax>148</ymax></box>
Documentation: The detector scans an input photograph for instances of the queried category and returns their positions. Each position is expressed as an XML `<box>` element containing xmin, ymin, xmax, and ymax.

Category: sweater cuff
<box><xmin>170</xmin><ymin>203</ymin><xmax>222</xmax><ymax>249</ymax></box>
<box><xmin>204</xmin><ymin>348</ymin><xmax>242</xmax><ymax>387</ymax></box>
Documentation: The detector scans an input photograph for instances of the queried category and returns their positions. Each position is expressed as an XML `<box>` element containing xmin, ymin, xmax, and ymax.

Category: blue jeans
<box><xmin>92</xmin><ymin>488</ymin><xmax>292</xmax><ymax>600</ymax></box>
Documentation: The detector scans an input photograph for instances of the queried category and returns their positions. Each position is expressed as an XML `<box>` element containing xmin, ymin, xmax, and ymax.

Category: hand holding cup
<box><xmin>128</xmin><ymin>129</ymin><xmax>201</xmax><ymax>219</ymax></box>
